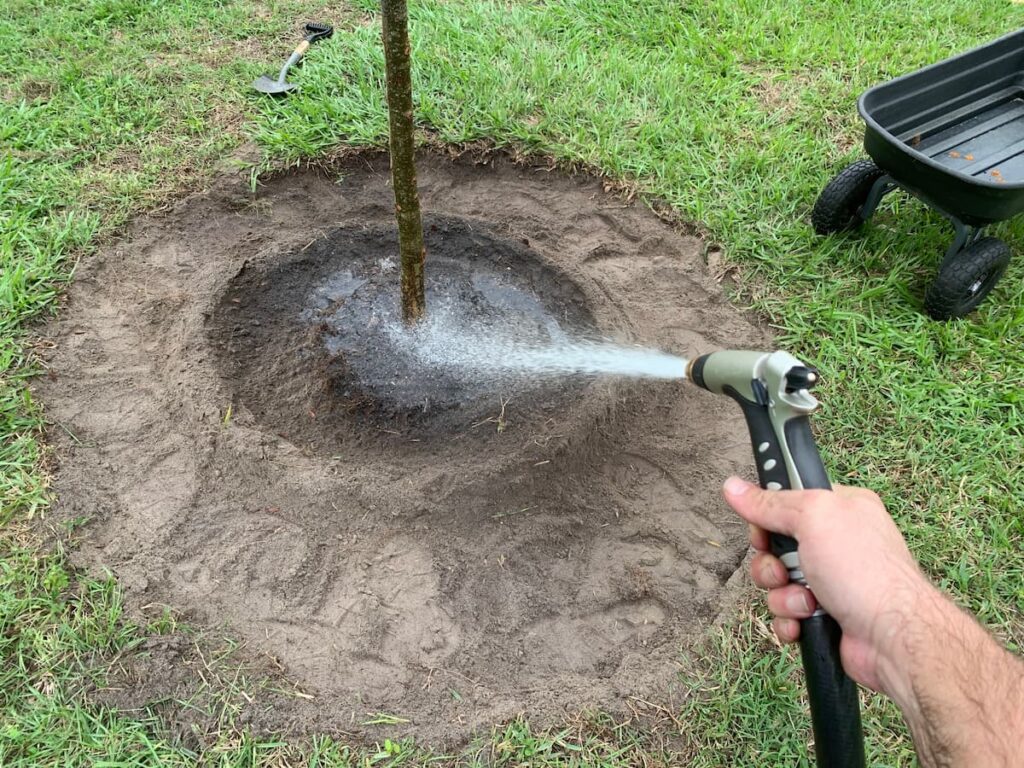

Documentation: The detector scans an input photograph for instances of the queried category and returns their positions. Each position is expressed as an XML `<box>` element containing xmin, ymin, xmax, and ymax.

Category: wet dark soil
<box><xmin>210</xmin><ymin>216</ymin><xmax>596</xmax><ymax>442</ymax></box>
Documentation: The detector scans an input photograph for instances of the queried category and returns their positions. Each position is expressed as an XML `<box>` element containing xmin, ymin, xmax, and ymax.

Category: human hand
<box><xmin>722</xmin><ymin>476</ymin><xmax>930</xmax><ymax>694</ymax></box>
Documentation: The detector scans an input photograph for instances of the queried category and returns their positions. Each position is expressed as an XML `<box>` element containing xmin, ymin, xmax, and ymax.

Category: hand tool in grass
<box><xmin>253</xmin><ymin>22</ymin><xmax>334</xmax><ymax>96</ymax></box>
<box><xmin>687</xmin><ymin>350</ymin><xmax>866</xmax><ymax>768</ymax></box>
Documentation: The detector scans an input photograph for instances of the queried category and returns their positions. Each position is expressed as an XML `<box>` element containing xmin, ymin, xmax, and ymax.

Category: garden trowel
<box><xmin>253</xmin><ymin>22</ymin><xmax>334</xmax><ymax>96</ymax></box>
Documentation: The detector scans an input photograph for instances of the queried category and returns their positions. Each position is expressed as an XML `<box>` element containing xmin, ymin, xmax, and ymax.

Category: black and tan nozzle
<box><xmin>253</xmin><ymin>22</ymin><xmax>334</xmax><ymax>96</ymax></box>
<box><xmin>688</xmin><ymin>350</ymin><xmax>866</xmax><ymax>768</ymax></box>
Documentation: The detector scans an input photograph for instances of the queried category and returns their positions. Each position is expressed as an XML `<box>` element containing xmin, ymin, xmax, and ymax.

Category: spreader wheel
<box><xmin>924</xmin><ymin>237</ymin><xmax>1011</xmax><ymax>320</ymax></box>
<box><xmin>811</xmin><ymin>160</ymin><xmax>885</xmax><ymax>235</ymax></box>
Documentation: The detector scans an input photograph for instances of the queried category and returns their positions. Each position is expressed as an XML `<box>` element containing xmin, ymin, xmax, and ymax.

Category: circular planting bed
<box><xmin>37</xmin><ymin>150</ymin><xmax>770</xmax><ymax>744</ymax></box>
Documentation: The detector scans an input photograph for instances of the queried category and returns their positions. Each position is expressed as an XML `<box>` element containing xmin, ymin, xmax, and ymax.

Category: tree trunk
<box><xmin>381</xmin><ymin>0</ymin><xmax>426</xmax><ymax>324</ymax></box>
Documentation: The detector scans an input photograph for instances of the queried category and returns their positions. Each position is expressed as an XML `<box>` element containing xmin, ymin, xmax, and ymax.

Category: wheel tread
<box><xmin>812</xmin><ymin>160</ymin><xmax>884</xmax><ymax>235</ymax></box>
<box><xmin>924</xmin><ymin>237</ymin><xmax>1011</xmax><ymax>320</ymax></box>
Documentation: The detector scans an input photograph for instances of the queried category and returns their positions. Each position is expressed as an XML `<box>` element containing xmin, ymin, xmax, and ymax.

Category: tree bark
<box><xmin>381</xmin><ymin>0</ymin><xmax>426</xmax><ymax>324</ymax></box>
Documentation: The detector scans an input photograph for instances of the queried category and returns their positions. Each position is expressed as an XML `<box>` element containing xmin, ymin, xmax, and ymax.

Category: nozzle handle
<box><xmin>746</xmin><ymin>420</ymin><xmax>866</xmax><ymax>768</ymax></box>
<box><xmin>744</xmin><ymin>413</ymin><xmax>865</xmax><ymax>768</ymax></box>
<box><xmin>691</xmin><ymin>351</ymin><xmax>865</xmax><ymax>767</ymax></box>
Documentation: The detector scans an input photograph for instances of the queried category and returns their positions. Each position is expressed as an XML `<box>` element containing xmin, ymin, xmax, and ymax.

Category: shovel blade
<box><xmin>252</xmin><ymin>75</ymin><xmax>297</xmax><ymax>95</ymax></box>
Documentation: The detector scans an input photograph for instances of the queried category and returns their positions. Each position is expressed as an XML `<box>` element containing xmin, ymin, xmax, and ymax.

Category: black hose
<box><xmin>800</xmin><ymin>614</ymin><xmax>866</xmax><ymax>767</ymax></box>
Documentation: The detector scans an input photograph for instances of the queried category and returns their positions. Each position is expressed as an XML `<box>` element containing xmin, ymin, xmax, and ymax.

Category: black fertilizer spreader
<box><xmin>814</xmin><ymin>29</ymin><xmax>1024</xmax><ymax>319</ymax></box>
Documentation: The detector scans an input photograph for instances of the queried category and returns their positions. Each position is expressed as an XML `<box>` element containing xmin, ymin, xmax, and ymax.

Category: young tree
<box><xmin>381</xmin><ymin>0</ymin><xmax>426</xmax><ymax>323</ymax></box>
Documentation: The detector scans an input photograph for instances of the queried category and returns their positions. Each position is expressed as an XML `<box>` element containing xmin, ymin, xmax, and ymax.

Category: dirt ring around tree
<box><xmin>37</xmin><ymin>150</ymin><xmax>769</xmax><ymax>745</ymax></box>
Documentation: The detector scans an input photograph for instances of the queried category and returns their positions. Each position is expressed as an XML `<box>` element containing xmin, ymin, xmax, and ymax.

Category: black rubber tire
<box><xmin>924</xmin><ymin>237</ymin><xmax>1011</xmax><ymax>320</ymax></box>
<box><xmin>811</xmin><ymin>160</ymin><xmax>885</xmax><ymax>235</ymax></box>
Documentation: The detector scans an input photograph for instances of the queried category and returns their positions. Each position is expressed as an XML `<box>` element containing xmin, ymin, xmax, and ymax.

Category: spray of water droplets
<box><xmin>384</xmin><ymin>291</ymin><xmax>688</xmax><ymax>383</ymax></box>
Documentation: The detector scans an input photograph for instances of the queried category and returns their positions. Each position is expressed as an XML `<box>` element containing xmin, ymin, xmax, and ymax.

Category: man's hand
<box><xmin>723</xmin><ymin>475</ymin><xmax>926</xmax><ymax>692</ymax></box>
<box><xmin>723</xmin><ymin>475</ymin><xmax>1024</xmax><ymax>768</ymax></box>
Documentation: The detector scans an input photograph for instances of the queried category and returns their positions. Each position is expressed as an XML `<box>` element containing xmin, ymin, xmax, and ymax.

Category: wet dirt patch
<box><xmin>36</xmin><ymin>150</ymin><xmax>770</xmax><ymax>745</ymax></box>
<box><xmin>211</xmin><ymin>217</ymin><xmax>597</xmax><ymax>440</ymax></box>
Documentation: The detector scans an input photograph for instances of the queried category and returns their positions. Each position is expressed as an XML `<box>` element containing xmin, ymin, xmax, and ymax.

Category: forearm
<box><xmin>879</xmin><ymin>584</ymin><xmax>1024</xmax><ymax>767</ymax></box>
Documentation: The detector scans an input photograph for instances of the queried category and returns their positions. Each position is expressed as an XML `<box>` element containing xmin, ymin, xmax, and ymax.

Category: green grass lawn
<box><xmin>3</xmin><ymin>0</ymin><xmax>1023</xmax><ymax>765</ymax></box>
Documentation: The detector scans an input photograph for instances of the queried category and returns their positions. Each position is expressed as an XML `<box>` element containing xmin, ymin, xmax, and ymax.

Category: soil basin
<box><xmin>35</xmin><ymin>150</ymin><xmax>770</xmax><ymax>744</ymax></box>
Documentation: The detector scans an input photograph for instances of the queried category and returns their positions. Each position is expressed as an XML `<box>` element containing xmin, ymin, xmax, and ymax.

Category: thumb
<box><xmin>722</xmin><ymin>476</ymin><xmax>801</xmax><ymax>538</ymax></box>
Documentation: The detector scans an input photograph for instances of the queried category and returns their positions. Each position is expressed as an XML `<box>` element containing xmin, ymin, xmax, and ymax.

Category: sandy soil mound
<box><xmin>36</xmin><ymin>150</ymin><xmax>769</xmax><ymax>744</ymax></box>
